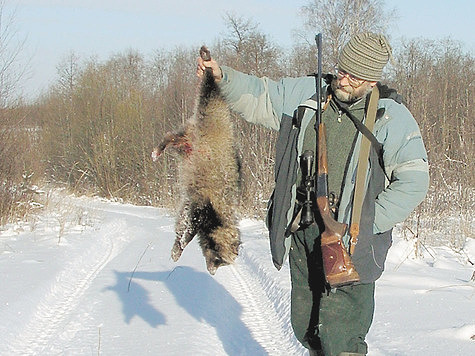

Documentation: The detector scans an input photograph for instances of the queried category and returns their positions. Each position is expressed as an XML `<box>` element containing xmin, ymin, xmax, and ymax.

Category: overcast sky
<box><xmin>4</xmin><ymin>0</ymin><xmax>474</xmax><ymax>99</ymax></box>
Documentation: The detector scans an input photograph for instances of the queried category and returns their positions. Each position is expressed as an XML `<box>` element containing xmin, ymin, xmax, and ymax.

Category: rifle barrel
<box><xmin>315</xmin><ymin>33</ymin><xmax>323</xmax><ymax>128</ymax></box>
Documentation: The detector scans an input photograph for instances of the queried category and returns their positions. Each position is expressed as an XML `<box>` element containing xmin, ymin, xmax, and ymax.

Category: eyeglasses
<box><xmin>336</xmin><ymin>70</ymin><xmax>366</xmax><ymax>88</ymax></box>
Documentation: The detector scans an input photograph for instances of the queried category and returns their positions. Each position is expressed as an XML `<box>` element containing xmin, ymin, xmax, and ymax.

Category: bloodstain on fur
<box><xmin>153</xmin><ymin>46</ymin><xmax>241</xmax><ymax>275</ymax></box>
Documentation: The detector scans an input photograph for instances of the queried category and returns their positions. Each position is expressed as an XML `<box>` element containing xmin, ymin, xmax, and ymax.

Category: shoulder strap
<box><xmin>349</xmin><ymin>86</ymin><xmax>379</xmax><ymax>254</ymax></box>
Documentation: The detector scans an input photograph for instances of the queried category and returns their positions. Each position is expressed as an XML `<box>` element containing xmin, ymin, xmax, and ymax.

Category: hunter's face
<box><xmin>331</xmin><ymin>71</ymin><xmax>375</xmax><ymax>103</ymax></box>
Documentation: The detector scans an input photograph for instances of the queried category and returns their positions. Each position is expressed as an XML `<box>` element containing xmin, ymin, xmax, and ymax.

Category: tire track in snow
<box><xmin>223</xmin><ymin>258</ymin><xmax>305</xmax><ymax>356</ymax></box>
<box><xmin>4</xmin><ymin>220</ymin><xmax>128</xmax><ymax>355</ymax></box>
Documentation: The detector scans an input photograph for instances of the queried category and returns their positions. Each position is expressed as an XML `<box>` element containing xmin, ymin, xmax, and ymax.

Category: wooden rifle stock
<box><xmin>317</xmin><ymin>122</ymin><xmax>360</xmax><ymax>287</ymax></box>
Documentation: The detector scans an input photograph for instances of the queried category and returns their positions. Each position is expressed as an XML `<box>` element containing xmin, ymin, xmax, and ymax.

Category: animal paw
<box><xmin>170</xmin><ymin>241</ymin><xmax>184</xmax><ymax>262</ymax></box>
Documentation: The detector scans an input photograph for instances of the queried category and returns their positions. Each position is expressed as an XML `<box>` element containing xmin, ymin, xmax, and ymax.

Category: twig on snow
<box><xmin>127</xmin><ymin>242</ymin><xmax>152</xmax><ymax>292</ymax></box>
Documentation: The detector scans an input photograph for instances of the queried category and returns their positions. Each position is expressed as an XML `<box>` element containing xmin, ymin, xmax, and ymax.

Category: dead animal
<box><xmin>153</xmin><ymin>46</ymin><xmax>241</xmax><ymax>275</ymax></box>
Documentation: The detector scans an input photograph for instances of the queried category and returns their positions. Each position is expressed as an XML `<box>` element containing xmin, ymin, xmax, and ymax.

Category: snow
<box><xmin>0</xmin><ymin>193</ymin><xmax>474</xmax><ymax>355</ymax></box>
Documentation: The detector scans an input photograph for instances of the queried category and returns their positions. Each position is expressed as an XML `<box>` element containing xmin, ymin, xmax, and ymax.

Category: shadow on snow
<box><xmin>106</xmin><ymin>266</ymin><xmax>267</xmax><ymax>355</ymax></box>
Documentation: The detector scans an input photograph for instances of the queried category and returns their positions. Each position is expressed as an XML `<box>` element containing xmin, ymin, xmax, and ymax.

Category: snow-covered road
<box><xmin>0</xmin><ymin>196</ymin><xmax>304</xmax><ymax>355</ymax></box>
<box><xmin>0</xmin><ymin>195</ymin><xmax>473</xmax><ymax>355</ymax></box>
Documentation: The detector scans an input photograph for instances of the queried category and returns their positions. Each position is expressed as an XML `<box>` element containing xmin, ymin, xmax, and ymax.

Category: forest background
<box><xmin>1</xmin><ymin>0</ymin><xmax>473</xmax><ymax>251</ymax></box>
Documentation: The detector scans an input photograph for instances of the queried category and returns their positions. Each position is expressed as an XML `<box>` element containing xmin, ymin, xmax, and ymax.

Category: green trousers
<box><xmin>289</xmin><ymin>224</ymin><xmax>375</xmax><ymax>356</ymax></box>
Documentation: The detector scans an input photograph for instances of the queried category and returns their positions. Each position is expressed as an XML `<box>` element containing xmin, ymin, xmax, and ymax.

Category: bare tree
<box><xmin>56</xmin><ymin>51</ymin><xmax>80</xmax><ymax>96</ymax></box>
<box><xmin>296</xmin><ymin>0</ymin><xmax>397</xmax><ymax>70</ymax></box>
<box><xmin>0</xmin><ymin>1</ymin><xmax>39</xmax><ymax>224</ymax></box>
<box><xmin>0</xmin><ymin>0</ymin><xmax>28</xmax><ymax>106</ymax></box>
<box><xmin>222</xmin><ymin>13</ymin><xmax>257</xmax><ymax>58</ymax></box>
<box><xmin>220</xmin><ymin>12</ymin><xmax>285</xmax><ymax>78</ymax></box>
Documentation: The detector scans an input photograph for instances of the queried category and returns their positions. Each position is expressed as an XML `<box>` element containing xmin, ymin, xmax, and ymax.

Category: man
<box><xmin>197</xmin><ymin>33</ymin><xmax>429</xmax><ymax>356</ymax></box>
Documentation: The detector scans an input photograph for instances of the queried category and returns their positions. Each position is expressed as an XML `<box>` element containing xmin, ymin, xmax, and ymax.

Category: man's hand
<box><xmin>197</xmin><ymin>55</ymin><xmax>222</xmax><ymax>82</ymax></box>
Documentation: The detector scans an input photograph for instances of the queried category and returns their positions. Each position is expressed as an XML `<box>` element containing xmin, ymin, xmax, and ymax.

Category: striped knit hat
<box><xmin>338</xmin><ymin>32</ymin><xmax>392</xmax><ymax>82</ymax></box>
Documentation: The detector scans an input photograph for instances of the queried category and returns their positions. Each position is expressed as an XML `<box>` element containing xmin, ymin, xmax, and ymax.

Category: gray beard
<box><xmin>331</xmin><ymin>78</ymin><xmax>373</xmax><ymax>103</ymax></box>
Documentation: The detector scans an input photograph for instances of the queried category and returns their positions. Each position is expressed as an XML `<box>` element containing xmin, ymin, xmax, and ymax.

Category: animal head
<box><xmin>203</xmin><ymin>241</ymin><xmax>240</xmax><ymax>275</ymax></box>
<box><xmin>152</xmin><ymin>130</ymin><xmax>192</xmax><ymax>161</ymax></box>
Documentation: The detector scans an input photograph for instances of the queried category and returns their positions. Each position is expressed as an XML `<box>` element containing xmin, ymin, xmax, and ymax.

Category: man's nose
<box><xmin>339</xmin><ymin>75</ymin><xmax>350</xmax><ymax>86</ymax></box>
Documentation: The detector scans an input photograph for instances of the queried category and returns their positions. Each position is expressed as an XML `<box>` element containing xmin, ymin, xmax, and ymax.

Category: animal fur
<box><xmin>154</xmin><ymin>46</ymin><xmax>241</xmax><ymax>275</ymax></box>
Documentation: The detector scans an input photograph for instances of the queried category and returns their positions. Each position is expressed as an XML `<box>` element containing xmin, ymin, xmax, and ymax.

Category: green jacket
<box><xmin>219</xmin><ymin>66</ymin><xmax>429</xmax><ymax>279</ymax></box>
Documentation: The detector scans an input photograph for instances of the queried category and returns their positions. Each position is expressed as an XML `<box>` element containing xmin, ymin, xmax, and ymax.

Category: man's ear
<box><xmin>368</xmin><ymin>81</ymin><xmax>378</xmax><ymax>88</ymax></box>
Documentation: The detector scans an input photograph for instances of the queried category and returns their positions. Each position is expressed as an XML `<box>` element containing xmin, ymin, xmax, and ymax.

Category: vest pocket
<box><xmin>352</xmin><ymin>228</ymin><xmax>392</xmax><ymax>283</ymax></box>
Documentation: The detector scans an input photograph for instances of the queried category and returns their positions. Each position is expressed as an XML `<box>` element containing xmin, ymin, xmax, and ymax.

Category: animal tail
<box><xmin>199</xmin><ymin>45</ymin><xmax>220</xmax><ymax>104</ymax></box>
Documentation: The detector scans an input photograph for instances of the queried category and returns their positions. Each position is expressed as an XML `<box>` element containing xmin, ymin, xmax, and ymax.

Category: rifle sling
<box><xmin>349</xmin><ymin>86</ymin><xmax>380</xmax><ymax>254</ymax></box>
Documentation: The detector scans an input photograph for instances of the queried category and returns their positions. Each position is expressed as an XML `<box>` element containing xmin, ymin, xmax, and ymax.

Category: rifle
<box><xmin>311</xmin><ymin>33</ymin><xmax>360</xmax><ymax>288</ymax></box>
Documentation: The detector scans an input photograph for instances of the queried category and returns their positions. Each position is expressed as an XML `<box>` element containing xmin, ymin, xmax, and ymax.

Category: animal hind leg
<box><xmin>171</xmin><ymin>200</ymin><xmax>197</xmax><ymax>262</ymax></box>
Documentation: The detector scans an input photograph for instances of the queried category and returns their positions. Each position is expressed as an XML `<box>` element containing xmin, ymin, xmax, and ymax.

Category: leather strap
<box><xmin>349</xmin><ymin>86</ymin><xmax>380</xmax><ymax>254</ymax></box>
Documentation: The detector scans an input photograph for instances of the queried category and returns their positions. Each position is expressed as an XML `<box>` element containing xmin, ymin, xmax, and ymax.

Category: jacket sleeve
<box><xmin>219</xmin><ymin>66</ymin><xmax>315</xmax><ymax>131</ymax></box>
<box><xmin>374</xmin><ymin>100</ymin><xmax>430</xmax><ymax>233</ymax></box>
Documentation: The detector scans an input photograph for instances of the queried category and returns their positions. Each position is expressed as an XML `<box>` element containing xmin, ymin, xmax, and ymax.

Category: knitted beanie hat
<box><xmin>338</xmin><ymin>32</ymin><xmax>392</xmax><ymax>82</ymax></box>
